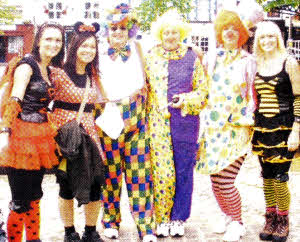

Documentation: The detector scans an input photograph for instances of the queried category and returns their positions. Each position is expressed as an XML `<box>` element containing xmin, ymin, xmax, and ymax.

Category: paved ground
<box><xmin>0</xmin><ymin>153</ymin><xmax>300</xmax><ymax>242</ymax></box>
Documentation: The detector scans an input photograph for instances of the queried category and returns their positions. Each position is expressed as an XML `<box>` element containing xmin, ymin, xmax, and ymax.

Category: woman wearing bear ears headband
<box><xmin>49</xmin><ymin>22</ymin><xmax>105</xmax><ymax>242</ymax></box>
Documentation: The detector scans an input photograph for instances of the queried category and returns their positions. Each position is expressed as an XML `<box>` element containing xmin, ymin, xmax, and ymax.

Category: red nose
<box><xmin>227</xmin><ymin>32</ymin><xmax>234</xmax><ymax>38</ymax></box>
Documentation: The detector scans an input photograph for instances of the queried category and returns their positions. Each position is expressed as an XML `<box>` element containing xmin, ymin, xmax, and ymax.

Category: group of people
<box><xmin>0</xmin><ymin>1</ymin><xmax>299</xmax><ymax>242</ymax></box>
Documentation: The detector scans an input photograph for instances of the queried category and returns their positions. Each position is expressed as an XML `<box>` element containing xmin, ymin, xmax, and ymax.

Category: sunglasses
<box><xmin>110</xmin><ymin>26</ymin><xmax>127</xmax><ymax>32</ymax></box>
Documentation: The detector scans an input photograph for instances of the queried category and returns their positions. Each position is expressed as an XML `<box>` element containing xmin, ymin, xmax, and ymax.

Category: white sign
<box><xmin>0</xmin><ymin>25</ymin><xmax>17</xmax><ymax>31</ymax></box>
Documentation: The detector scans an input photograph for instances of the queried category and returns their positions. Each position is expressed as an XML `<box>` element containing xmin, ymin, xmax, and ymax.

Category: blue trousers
<box><xmin>170</xmin><ymin>141</ymin><xmax>197</xmax><ymax>221</ymax></box>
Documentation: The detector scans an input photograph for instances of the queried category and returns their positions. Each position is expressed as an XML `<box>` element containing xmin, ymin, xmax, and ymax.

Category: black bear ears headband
<box><xmin>74</xmin><ymin>21</ymin><xmax>100</xmax><ymax>34</ymax></box>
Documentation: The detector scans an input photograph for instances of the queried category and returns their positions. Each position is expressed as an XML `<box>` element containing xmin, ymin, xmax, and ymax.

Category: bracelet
<box><xmin>294</xmin><ymin>116</ymin><xmax>300</xmax><ymax>123</ymax></box>
<box><xmin>10</xmin><ymin>96</ymin><xmax>22</xmax><ymax>105</ymax></box>
<box><xmin>0</xmin><ymin>127</ymin><xmax>11</xmax><ymax>135</ymax></box>
<box><xmin>293</xmin><ymin>96</ymin><xmax>300</xmax><ymax>123</ymax></box>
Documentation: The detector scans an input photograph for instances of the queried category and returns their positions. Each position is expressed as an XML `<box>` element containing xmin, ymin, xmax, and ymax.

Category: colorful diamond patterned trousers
<box><xmin>99</xmin><ymin>88</ymin><xmax>155</xmax><ymax>238</ymax></box>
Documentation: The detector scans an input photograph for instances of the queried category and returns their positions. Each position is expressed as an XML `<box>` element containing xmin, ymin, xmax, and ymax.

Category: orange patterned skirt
<box><xmin>0</xmin><ymin>118</ymin><xmax>59</xmax><ymax>170</ymax></box>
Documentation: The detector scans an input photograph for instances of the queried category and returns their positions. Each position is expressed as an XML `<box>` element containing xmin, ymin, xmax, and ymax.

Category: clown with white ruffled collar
<box><xmin>96</xmin><ymin>3</ymin><xmax>156</xmax><ymax>242</ymax></box>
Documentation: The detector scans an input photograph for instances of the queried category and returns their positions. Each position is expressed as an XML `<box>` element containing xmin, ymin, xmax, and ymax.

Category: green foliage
<box><xmin>256</xmin><ymin>0</ymin><xmax>264</xmax><ymax>4</ymax></box>
<box><xmin>136</xmin><ymin>0</ymin><xmax>193</xmax><ymax>32</ymax></box>
<box><xmin>257</xmin><ymin>0</ymin><xmax>299</xmax><ymax>15</ymax></box>
<box><xmin>0</xmin><ymin>0</ymin><xmax>20</xmax><ymax>25</ymax></box>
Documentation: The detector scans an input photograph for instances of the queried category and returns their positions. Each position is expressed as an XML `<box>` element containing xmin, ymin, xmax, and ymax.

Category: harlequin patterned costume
<box><xmin>0</xmin><ymin>55</ymin><xmax>59</xmax><ymax>242</ymax></box>
<box><xmin>97</xmin><ymin>43</ymin><xmax>155</xmax><ymax>238</ymax></box>
<box><xmin>145</xmin><ymin>44</ymin><xmax>206</xmax><ymax>223</ymax></box>
<box><xmin>197</xmin><ymin>49</ymin><xmax>257</xmax><ymax>174</ymax></box>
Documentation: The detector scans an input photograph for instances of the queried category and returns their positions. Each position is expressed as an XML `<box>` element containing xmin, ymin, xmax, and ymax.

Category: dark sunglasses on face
<box><xmin>110</xmin><ymin>26</ymin><xmax>127</xmax><ymax>32</ymax></box>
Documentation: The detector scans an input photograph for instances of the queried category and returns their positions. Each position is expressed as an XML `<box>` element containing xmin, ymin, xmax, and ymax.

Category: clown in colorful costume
<box><xmin>197</xmin><ymin>48</ymin><xmax>257</xmax><ymax>174</ymax></box>
<box><xmin>196</xmin><ymin>4</ymin><xmax>263</xmax><ymax>240</ymax></box>
<box><xmin>251</xmin><ymin>21</ymin><xmax>300</xmax><ymax>242</ymax></box>
<box><xmin>145</xmin><ymin>43</ymin><xmax>206</xmax><ymax>224</ymax></box>
<box><xmin>0</xmin><ymin>23</ymin><xmax>65</xmax><ymax>242</ymax></box>
<box><xmin>145</xmin><ymin>9</ymin><xmax>207</xmax><ymax>237</ymax></box>
<box><xmin>96</xmin><ymin>4</ymin><xmax>156</xmax><ymax>242</ymax></box>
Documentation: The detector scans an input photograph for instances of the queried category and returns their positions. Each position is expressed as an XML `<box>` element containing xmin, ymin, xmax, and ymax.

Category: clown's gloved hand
<box><xmin>171</xmin><ymin>94</ymin><xmax>184</xmax><ymax>108</ymax></box>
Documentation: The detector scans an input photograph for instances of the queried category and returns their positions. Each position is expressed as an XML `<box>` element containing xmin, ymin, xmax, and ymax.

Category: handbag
<box><xmin>55</xmin><ymin>76</ymin><xmax>91</xmax><ymax>162</ymax></box>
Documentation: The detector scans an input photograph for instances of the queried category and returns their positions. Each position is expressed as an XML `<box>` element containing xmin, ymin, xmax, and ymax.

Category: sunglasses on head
<box><xmin>110</xmin><ymin>25</ymin><xmax>127</xmax><ymax>31</ymax></box>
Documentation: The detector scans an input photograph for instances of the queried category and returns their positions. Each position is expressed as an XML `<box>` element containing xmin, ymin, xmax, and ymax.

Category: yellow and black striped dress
<box><xmin>252</xmin><ymin>60</ymin><xmax>296</xmax><ymax>163</ymax></box>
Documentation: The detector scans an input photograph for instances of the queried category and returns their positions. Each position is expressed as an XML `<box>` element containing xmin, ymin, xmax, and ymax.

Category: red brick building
<box><xmin>0</xmin><ymin>24</ymin><xmax>34</xmax><ymax>63</ymax></box>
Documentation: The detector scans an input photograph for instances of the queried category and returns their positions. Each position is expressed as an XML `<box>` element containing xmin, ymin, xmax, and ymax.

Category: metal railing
<box><xmin>288</xmin><ymin>39</ymin><xmax>300</xmax><ymax>61</ymax></box>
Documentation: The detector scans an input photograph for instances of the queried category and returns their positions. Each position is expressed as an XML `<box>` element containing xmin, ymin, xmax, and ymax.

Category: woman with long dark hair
<box><xmin>50</xmin><ymin>22</ymin><xmax>105</xmax><ymax>242</ymax></box>
<box><xmin>0</xmin><ymin>22</ymin><xmax>65</xmax><ymax>242</ymax></box>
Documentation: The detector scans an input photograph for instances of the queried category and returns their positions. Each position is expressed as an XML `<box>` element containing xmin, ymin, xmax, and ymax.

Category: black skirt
<box><xmin>252</xmin><ymin>111</ymin><xmax>295</xmax><ymax>162</ymax></box>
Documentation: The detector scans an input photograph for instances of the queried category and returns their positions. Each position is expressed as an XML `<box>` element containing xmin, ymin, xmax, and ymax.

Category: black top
<box><xmin>65</xmin><ymin>69</ymin><xmax>88</xmax><ymax>88</ymax></box>
<box><xmin>17</xmin><ymin>55</ymin><xmax>54</xmax><ymax>123</ymax></box>
<box><xmin>52</xmin><ymin>68</ymin><xmax>95</xmax><ymax>113</ymax></box>
<box><xmin>256</xmin><ymin>60</ymin><xmax>294</xmax><ymax>115</ymax></box>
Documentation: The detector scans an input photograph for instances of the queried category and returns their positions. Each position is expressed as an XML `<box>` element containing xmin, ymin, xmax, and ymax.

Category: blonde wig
<box><xmin>151</xmin><ymin>9</ymin><xmax>191</xmax><ymax>43</ymax></box>
<box><xmin>253</xmin><ymin>21</ymin><xmax>287</xmax><ymax>62</ymax></box>
<box><xmin>214</xmin><ymin>10</ymin><xmax>249</xmax><ymax>48</ymax></box>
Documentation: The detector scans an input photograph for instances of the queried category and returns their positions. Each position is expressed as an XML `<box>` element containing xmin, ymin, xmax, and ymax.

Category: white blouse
<box><xmin>99</xmin><ymin>42</ymin><xmax>145</xmax><ymax>101</ymax></box>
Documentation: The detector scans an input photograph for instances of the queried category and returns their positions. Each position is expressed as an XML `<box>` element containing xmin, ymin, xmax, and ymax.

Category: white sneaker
<box><xmin>212</xmin><ymin>213</ymin><xmax>232</xmax><ymax>234</ymax></box>
<box><xmin>103</xmin><ymin>228</ymin><xmax>119</xmax><ymax>239</ymax></box>
<box><xmin>222</xmin><ymin>221</ymin><xmax>246</xmax><ymax>241</ymax></box>
<box><xmin>156</xmin><ymin>223</ymin><xmax>169</xmax><ymax>237</ymax></box>
<box><xmin>169</xmin><ymin>220</ymin><xmax>185</xmax><ymax>237</ymax></box>
<box><xmin>143</xmin><ymin>234</ymin><xmax>157</xmax><ymax>242</ymax></box>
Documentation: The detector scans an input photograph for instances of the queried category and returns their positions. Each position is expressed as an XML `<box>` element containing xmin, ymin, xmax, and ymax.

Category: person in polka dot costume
<box><xmin>145</xmin><ymin>9</ymin><xmax>207</xmax><ymax>238</ymax></box>
<box><xmin>50</xmin><ymin>22</ymin><xmax>105</xmax><ymax>242</ymax></box>
<box><xmin>197</xmin><ymin>6</ymin><xmax>259</xmax><ymax>242</ymax></box>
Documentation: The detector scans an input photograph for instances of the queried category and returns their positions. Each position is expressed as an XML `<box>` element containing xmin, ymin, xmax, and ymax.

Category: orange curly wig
<box><xmin>214</xmin><ymin>10</ymin><xmax>249</xmax><ymax>48</ymax></box>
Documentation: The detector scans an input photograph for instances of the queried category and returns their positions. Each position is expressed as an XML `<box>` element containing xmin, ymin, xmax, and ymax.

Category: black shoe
<box><xmin>64</xmin><ymin>232</ymin><xmax>81</xmax><ymax>242</ymax></box>
<box><xmin>81</xmin><ymin>231</ymin><xmax>104</xmax><ymax>242</ymax></box>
